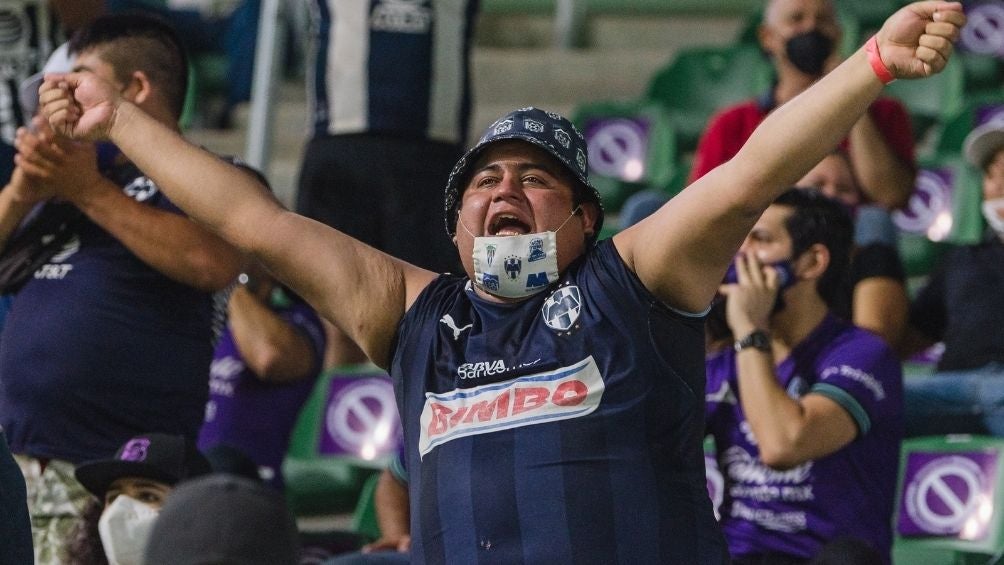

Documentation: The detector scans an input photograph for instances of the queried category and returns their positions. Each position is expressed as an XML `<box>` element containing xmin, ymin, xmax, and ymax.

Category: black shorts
<box><xmin>296</xmin><ymin>133</ymin><xmax>464</xmax><ymax>274</ymax></box>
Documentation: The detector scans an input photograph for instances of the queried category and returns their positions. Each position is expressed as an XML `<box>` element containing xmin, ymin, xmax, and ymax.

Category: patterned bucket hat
<box><xmin>444</xmin><ymin>107</ymin><xmax>604</xmax><ymax>238</ymax></box>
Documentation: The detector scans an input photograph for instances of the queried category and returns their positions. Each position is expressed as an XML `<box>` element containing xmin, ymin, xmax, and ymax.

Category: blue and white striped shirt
<box><xmin>308</xmin><ymin>0</ymin><xmax>477</xmax><ymax>144</ymax></box>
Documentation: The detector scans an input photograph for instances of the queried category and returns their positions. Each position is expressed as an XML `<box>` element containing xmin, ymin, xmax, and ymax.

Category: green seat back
<box><xmin>893</xmin><ymin>435</ymin><xmax>1004</xmax><ymax>564</ymax></box>
<box><xmin>837</xmin><ymin>0</ymin><xmax>900</xmax><ymax>34</ymax></box>
<box><xmin>958</xmin><ymin>52</ymin><xmax>1004</xmax><ymax>96</ymax></box>
<box><xmin>645</xmin><ymin>44</ymin><xmax>773</xmax><ymax>151</ymax></box>
<box><xmin>897</xmin><ymin>232</ymin><xmax>951</xmax><ymax>280</ymax></box>
<box><xmin>892</xmin><ymin>152</ymin><xmax>984</xmax><ymax>277</ymax></box>
<box><xmin>283</xmin><ymin>366</ymin><xmax>400</xmax><ymax>516</ymax></box>
<box><xmin>572</xmin><ymin>100</ymin><xmax>678</xmax><ymax>212</ymax></box>
<box><xmin>932</xmin><ymin>94</ymin><xmax>1004</xmax><ymax>157</ymax></box>
<box><xmin>886</xmin><ymin>58</ymin><xmax>965</xmax><ymax>141</ymax></box>
<box><xmin>351</xmin><ymin>472</ymin><xmax>382</xmax><ymax>543</ymax></box>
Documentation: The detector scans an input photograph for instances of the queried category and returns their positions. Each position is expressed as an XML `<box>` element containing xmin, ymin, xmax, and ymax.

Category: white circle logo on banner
<box><xmin>961</xmin><ymin>4</ymin><xmax>1004</xmax><ymax>55</ymax></box>
<box><xmin>893</xmin><ymin>168</ymin><xmax>951</xmax><ymax>235</ymax></box>
<box><xmin>324</xmin><ymin>379</ymin><xmax>399</xmax><ymax>460</ymax></box>
<box><xmin>587</xmin><ymin>119</ymin><xmax>647</xmax><ymax>181</ymax></box>
<box><xmin>905</xmin><ymin>455</ymin><xmax>986</xmax><ymax>535</ymax></box>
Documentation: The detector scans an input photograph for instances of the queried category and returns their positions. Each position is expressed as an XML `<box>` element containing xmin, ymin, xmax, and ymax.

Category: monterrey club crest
<box><xmin>504</xmin><ymin>256</ymin><xmax>522</xmax><ymax>280</ymax></box>
<box><xmin>542</xmin><ymin>285</ymin><xmax>582</xmax><ymax>331</ymax></box>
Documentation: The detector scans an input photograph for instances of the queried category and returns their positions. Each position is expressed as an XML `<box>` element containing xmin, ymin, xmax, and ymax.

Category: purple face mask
<box><xmin>723</xmin><ymin>259</ymin><xmax>796</xmax><ymax>290</ymax></box>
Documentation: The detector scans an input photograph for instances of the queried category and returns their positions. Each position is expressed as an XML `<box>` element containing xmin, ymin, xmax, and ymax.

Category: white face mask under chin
<box><xmin>460</xmin><ymin>207</ymin><xmax>581</xmax><ymax>299</ymax></box>
<box><xmin>98</xmin><ymin>495</ymin><xmax>160</xmax><ymax>565</ymax></box>
<box><xmin>983</xmin><ymin>197</ymin><xmax>1004</xmax><ymax>236</ymax></box>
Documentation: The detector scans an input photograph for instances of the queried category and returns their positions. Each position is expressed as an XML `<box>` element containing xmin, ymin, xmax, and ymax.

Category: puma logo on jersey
<box><xmin>418</xmin><ymin>356</ymin><xmax>605</xmax><ymax>457</ymax></box>
<box><xmin>440</xmin><ymin>314</ymin><xmax>473</xmax><ymax>340</ymax></box>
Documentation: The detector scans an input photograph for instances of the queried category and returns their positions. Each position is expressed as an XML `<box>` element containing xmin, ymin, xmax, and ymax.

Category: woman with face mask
<box><xmin>900</xmin><ymin>121</ymin><xmax>1004</xmax><ymax>438</ymax></box>
<box><xmin>64</xmin><ymin>433</ymin><xmax>211</xmax><ymax>565</ymax></box>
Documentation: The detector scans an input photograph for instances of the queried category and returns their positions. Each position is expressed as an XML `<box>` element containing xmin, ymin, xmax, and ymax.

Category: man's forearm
<box><xmin>228</xmin><ymin>286</ymin><xmax>316</xmax><ymax>381</ymax></box>
<box><xmin>735</xmin><ymin>348</ymin><xmax>809</xmax><ymax>464</ymax></box>
<box><xmin>0</xmin><ymin>174</ymin><xmax>46</xmax><ymax>250</ymax></box>
<box><xmin>849</xmin><ymin>115</ymin><xmax>914</xmax><ymax>209</ymax></box>
<box><xmin>72</xmin><ymin>179</ymin><xmax>241</xmax><ymax>291</ymax></box>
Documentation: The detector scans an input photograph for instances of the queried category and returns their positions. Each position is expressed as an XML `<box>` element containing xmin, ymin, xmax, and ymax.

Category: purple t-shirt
<box><xmin>705</xmin><ymin>315</ymin><xmax>903</xmax><ymax>562</ymax></box>
<box><xmin>197</xmin><ymin>290</ymin><xmax>325</xmax><ymax>489</ymax></box>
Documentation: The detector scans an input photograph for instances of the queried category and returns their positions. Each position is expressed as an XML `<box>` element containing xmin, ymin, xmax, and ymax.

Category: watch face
<box><xmin>736</xmin><ymin>330</ymin><xmax>770</xmax><ymax>352</ymax></box>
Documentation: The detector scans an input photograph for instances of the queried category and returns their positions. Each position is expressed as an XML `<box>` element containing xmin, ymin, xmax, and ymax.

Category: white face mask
<box><xmin>98</xmin><ymin>495</ymin><xmax>160</xmax><ymax>565</ymax></box>
<box><xmin>460</xmin><ymin>207</ymin><xmax>580</xmax><ymax>299</ymax></box>
<box><xmin>983</xmin><ymin>197</ymin><xmax>1004</xmax><ymax>236</ymax></box>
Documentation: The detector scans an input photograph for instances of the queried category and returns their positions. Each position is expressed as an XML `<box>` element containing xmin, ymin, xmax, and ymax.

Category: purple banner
<box><xmin>584</xmin><ymin>116</ymin><xmax>652</xmax><ymax>182</ymax></box>
<box><xmin>897</xmin><ymin>451</ymin><xmax>999</xmax><ymax>539</ymax></box>
<box><xmin>961</xmin><ymin>2</ymin><xmax>1004</xmax><ymax>57</ymax></box>
<box><xmin>318</xmin><ymin>375</ymin><xmax>402</xmax><ymax>461</ymax></box>
<box><xmin>976</xmin><ymin>104</ymin><xmax>1004</xmax><ymax>128</ymax></box>
<box><xmin>893</xmin><ymin>167</ymin><xmax>955</xmax><ymax>240</ymax></box>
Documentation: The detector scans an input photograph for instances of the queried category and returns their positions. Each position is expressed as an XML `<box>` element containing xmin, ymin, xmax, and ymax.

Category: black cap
<box><xmin>144</xmin><ymin>474</ymin><xmax>300</xmax><ymax>565</ymax></box>
<box><xmin>74</xmin><ymin>434</ymin><xmax>211</xmax><ymax>498</ymax></box>
<box><xmin>444</xmin><ymin>107</ymin><xmax>605</xmax><ymax>238</ymax></box>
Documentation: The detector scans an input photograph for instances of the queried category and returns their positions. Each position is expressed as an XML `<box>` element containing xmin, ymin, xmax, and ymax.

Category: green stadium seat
<box><xmin>283</xmin><ymin>367</ymin><xmax>400</xmax><ymax>517</ymax></box>
<box><xmin>351</xmin><ymin>471</ymin><xmax>382</xmax><ymax>543</ymax></box>
<box><xmin>932</xmin><ymin>94</ymin><xmax>1004</xmax><ymax>157</ymax></box>
<box><xmin>897</xmin><ymin>232</ymin><xmax>950</xmax><ymax>281</ymax></box>
<box><xmin>958</xmin><ymin>53</ymin><xmax>1004</xmax><ymax>97</ymax></box>
<box><xmin>892</xmin><ymin>435</ymin><xmax>1004</xmax><ymax>565</ymax></box>
<box><xmin>572</xmin><ymin>100</ymin><xmax>678</xmax><ymax>212</ymax></box>
<box><xmin>645</xmin><ymin>44</ymin><xmax>773</xmax><ymax>152</ymax></box>
<box><xmin>838</xmin><ymin>0</ymin><xmax>900</xmax><ymax>34</ymax></box>
<box><xmin>893</xmin><ymin>151</ymin><xmax>984</xmax><ymax>265</ymax></box>
<box><xmin>886</xmin><ymin>58</ymin><xmax>965</xmax><ymax>142</ymax></box>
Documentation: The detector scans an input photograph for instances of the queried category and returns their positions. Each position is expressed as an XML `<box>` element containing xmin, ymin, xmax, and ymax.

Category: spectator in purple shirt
<box><xmin>198</xmin><ymin>259</ymin><xmax>326</xmax><ymax>490</ymax></box>
<box><xmin>706</xmin><ymin>189</ymin><xmax>903</xmax><ymax>564</ymax></box>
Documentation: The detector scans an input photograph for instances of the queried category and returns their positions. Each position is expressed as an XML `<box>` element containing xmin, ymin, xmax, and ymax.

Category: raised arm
<box><xmin>613</xmin><ymin>2</ymin><xmax>964</xmax><ymax>313</ymax></box>
<box><xmin>848</xmin><ymin>106</ymin><xmax>916</xmax><ymax>209</ymax></box>
<box><xmin>39</xmin><ymin>75</ymin><xmax>438</xmax><ymax>369</ymax></box>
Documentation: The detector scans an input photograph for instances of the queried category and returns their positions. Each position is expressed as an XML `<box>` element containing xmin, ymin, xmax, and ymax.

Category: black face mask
<box><xmin>784</xmin><ymin>29</ymin><xmax>835</xmax><ymax>76</ymax></box>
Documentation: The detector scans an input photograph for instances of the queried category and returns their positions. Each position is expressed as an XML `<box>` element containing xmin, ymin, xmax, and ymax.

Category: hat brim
<box><xmin>964</xmin><ymin>122</ymin><xmax>1004</xmax><ymax>169</ymax></box>
<box><xmin>74</xmin><ymin>460</ymin><xmax>180</xmax><ymax>499</ymax></box>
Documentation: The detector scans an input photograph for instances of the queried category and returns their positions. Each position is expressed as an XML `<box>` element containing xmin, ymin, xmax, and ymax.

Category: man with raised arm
<box><xmin>39</xmin><ymin>4</ymin><xmax>964</xmax><ymax>562</ymax></box>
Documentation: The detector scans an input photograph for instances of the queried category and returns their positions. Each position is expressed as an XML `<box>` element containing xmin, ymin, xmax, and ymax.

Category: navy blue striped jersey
<box><xmin>308</xmin><ymin>0</ymin><xmax>477</xmax><ymax>143</ymax></box>
<box><xmin>391</xmin><ymin>240</ymin><xmax>729</xmax><ymax>564</ymax></box>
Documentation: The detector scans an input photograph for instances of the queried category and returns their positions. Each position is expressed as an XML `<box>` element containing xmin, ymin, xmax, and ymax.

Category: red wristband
<box><xmin>865</xmin><ymin>35</ymin><xmax>895</xmax><ymax>85</ymax></box>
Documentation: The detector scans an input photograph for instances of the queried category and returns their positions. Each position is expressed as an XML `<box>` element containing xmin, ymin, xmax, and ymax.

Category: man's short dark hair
<box><xmin>774</xmin><ymin>188</ymin><xmax>853</xmax><ymax>304</ymax></box>
<box><xmin>69</xmin><ymin>13</ymin><xmax>189</xmax><ymax>119</ymax></box>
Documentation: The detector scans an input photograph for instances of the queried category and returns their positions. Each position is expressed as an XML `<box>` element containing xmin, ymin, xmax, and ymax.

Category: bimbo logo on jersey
<box><xmin>418</xmin><ymin>357</ymin><xmax>604</xmax><ymax>457</ymax></box>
